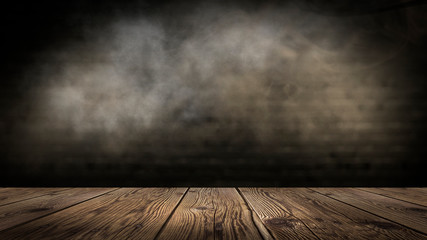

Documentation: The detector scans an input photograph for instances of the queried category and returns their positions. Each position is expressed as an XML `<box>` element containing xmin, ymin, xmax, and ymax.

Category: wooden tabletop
<box><xmin>0</xmin><ymin>188</ymin><xmax>425</xmax><ymax>239</ymax></box>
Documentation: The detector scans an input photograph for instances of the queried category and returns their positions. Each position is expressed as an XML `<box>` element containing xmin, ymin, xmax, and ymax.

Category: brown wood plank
<box><xmin>156</xmin><ymin>188</ymin><xmax>263</xmax><ymax>240</ymax></box>
<box><xmin>212</xmin><ymin>188</ymin><xmax>266</xmax><ymax>240</ymax></box>
<box><xmin>0</xmin><ymin>188</ymin><xmax>70</xmax><ymax>206</ymax></box>
<box><xmin>0</xmin><ymin>188</ymin><xmax>115</xmax><ymax>232</ymax></box>
<box><xmin>262</xmin><ymin>188</ymin><xmax>425</xmax><ymax>239</ymax></box>
<box><xmin>113</xmin><ymin>188</ymin><xmax>187</xmax><ymax>239</ymax></box>
<box><xmin>0</xmin><ymin>188</ymin><xmax>187</xmax><ymax>240</ymax></box>
<box><xmin>237</xmin><ymin>189</ymin><xmax>274</xmax><ymax>240</ymax></box>
<box><xmin>312</xmin><ymin>188</ymin><xmax>427</xmax><ymax>234</ymax></box>
<box><xmin>358</xmin><ymin>188</ymin><xmax>427</xmax><ymax>207</ymax></box>
<box><xmin>0</xmin><ymin>188</ymin><xmax>186</xmax><ymax>239</ymax></box>
<box><xmin>239</xmin><ymin>188</ymin><xmax>318</xmax><ymax>240</ymax></box>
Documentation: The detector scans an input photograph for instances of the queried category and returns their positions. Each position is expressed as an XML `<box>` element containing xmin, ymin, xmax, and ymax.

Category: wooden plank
<box><xmin>236</xmin><ymin>189</ymin><xmax>274</xmax><ymax>240</ymax></box>
<box><xmin>358</xmin><ymin>188</ymin><xmax>427</xmax><ymax>207</ymax></box>
<box><xmin>0</xmin><ymin>188</ymin><xmax>187</xmax><ymax>240</ymax></box>
<box><xmin>261</xmin><ymin>188</ymin><xmax>425</xmax><ymax>239</ymax></box>
<box><xmin>0</xmin><ymin>188</ymin><xmax>115</xmax><ymax>231</ymax></box>
<box><xmin>156</xmin><ymin>188</ymin><xmax>263</xmax><ymax>240</ymax></box>
<box><xmin>112</xmin><ymin>188</ymin><xmax>187</xmax><ymax>239</ymax></box>
<box><xmin>212</xmin><ymin>188</ymin><xmax>266</xmax><ymax>240</ymax></box>
<box><xmin>155</xmin><ymin>188</ymin><xmax>215</xmax><ymax>240</ymax></box>
<box><xmin>239</xmin><ymin>188</ymin><xmax>318</xmax><ymax>240</ymax></box>
<box><xmin>312</xmin><ymin>188</ymin><xmax>427</xmax><ymax>234</ymax></box>
<box><xmin>0</xmin><ymin>188</ymin><xmax>70</xmax><ymax>206</ymax></box>
<box><xmin>1</xmin><ymin>188</ymin><xmax>425</xmax><ymax>239</ymax></box>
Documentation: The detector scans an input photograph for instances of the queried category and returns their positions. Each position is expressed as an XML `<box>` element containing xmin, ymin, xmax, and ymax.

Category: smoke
<box><xmin>19</xmin><ymin>2</ymin><xmax>408</xmax><ymax>162</ymax></box>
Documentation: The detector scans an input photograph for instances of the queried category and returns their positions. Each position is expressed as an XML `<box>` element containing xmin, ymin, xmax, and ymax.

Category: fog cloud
<box><xmin>21</xmin><ymin>3</ymin><xmax>408</xmax><ymax>161</ymax></box>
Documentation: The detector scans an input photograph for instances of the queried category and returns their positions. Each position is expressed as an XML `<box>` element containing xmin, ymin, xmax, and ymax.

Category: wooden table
<box><xmin>0</xmin><ymin>188</ymin><xmax>425</xmax><ymax>239</ymax></box>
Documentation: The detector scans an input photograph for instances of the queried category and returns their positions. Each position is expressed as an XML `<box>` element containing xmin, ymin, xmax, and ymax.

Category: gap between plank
<box><xmin>0</xmin><ymin>188</ymin><xmax>72</xmax><ymax>207</ymax></box>
<box><xmin>235</xmin><ymin>188</ymin><xmax>275</xmax><ymax>240</ymax></box>
<box><xmin>239</xmin><ymin>188</ymin><xmax>321</xmax><ymax>240</ymax></box>
<box><xmin>0</xmin><ymin>188</ymin><xmax>120</xmax><ymax>234</ymax></box>
<box><xmin>212</xmin><ymin>196</ymin><xmax>217</xmax><ymax>240</ymax></box>
<box><xmin>308</xmin><ymin>188</ymin><xmax>427</xmax><ymax>237</ymax></box>
<box><xmin>154</xmin><ymin>187</ymin><xmax>190</xmax><ymax>240</ymax></box>
<box><xmin>356</xmin><ymin>188</ymin><xmax>427</xmax><ymax>208</ymax></box>
<box><xmin>279</xmin><ymin>188</ymin><xmax>321</xmax><ymax>240</ymax></box>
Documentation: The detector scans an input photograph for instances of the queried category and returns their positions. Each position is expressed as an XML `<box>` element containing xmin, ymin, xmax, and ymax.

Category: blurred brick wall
<box><xmin>1</xmin><ymin>0</ymin><xmax>426</xmax><ymax>186</ymax></box>
<box><xmin>2</xmin><ymin>57</ymin><xmax>426</xmax><ymax>186</ymax></box>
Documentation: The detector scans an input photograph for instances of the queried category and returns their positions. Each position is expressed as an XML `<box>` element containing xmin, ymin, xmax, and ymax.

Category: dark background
<box><xmin>1</xmin><ymin>0</ymin><xmax>427</xmax><ymax>186</ymax></box>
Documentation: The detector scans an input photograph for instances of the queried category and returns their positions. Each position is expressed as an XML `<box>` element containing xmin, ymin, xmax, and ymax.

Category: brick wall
<box><xmin>1</xmin><ymin>0</ymin><xmax>426</xmax><ymax>186</ymax></box>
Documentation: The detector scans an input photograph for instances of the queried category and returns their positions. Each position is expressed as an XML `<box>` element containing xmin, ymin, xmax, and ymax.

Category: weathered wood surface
<box><xmin>0</xmin><ymin>188</ymin><xmax>70</xmax><ymax>206</ymax></box>
<box><xmin>1</xmin><ymin>188</ymin><xmax>187</xmax><ymax>240</ymax></box>
<box><xmin>0</xmin><ymin>188</ymin><xmax>115</xmax><ymax>232</ymax></box>
<box><xmin>239</xmin><ymin>188</ymin><xmax>316</xmax><ymax>239</ymax></box>
<box><xmin>358</xmin><ymin>188</ymin><xmax>427</xmax><ymax>207</ymax></box>
<box><xmin>241</xmin><ymin>188</ymin><xmax>426</xmax><ymax>239</ymax></box>
<box><xmin>312</xmin><ymin>188</ymin><xmax>427</xmax><ymax>234</ymax></box>
<box><xmin>157</xmin><ymin>188</ymin><xmax>264</xmax><ymax>240</ymax></box>
<box><xmin>0</xmin><ymin>188</ymin><xmax>426</xmax><ymax>240</ymax></box>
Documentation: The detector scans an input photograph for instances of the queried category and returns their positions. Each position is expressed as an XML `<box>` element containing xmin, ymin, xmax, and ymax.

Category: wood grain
<box><xmin>0</xmin><ymin>188</ymin><xmax>114</xmax><ymax>232</ymax></box>
<box><xmin>312</xmin><ymin>188</ymin><xmax>427</xmax><ymax>234</ymax></box>
<box><xmin>263</xmin><ymin>188</ymin><xmax>425</xmax><ymax>239</ymax></box>
<box><xmin>156</xmin><ymin>188</ymin><xmax>263</xmax><ymax>240</ymax></box>
<box><xmin>0</xmin><ymin>188</ymin><xmax>69</xmax><ymax>206</ymax></box>
<box><xmin>212</xmin><ymin>188</ymin><xmax>265</xmax><ymax>240</ymax></box>
<box><xmin>358</xmin><ymin>188</ymin><xmax>427</xmax><ymax>207</ymax></box>
<box><xmin>239</xmin><ymin>188</ymin><xmax>318</xmax><ymax>240</ymax></box>
<box><xmin>0</xmin><ymin>188</ymin><xmax>187</xmax><ymax>240</ymax></box>
<box><xmin>0</xmin><ymin>188</ymin><xmax>426</xmax><ymax>239</ymax></box>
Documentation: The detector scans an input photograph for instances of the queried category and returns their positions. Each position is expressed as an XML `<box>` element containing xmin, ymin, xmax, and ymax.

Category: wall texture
<box><xmin>1</xmin><ymin>0</ymin><xmax>426</xmax><ymax>186</ymax></box>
